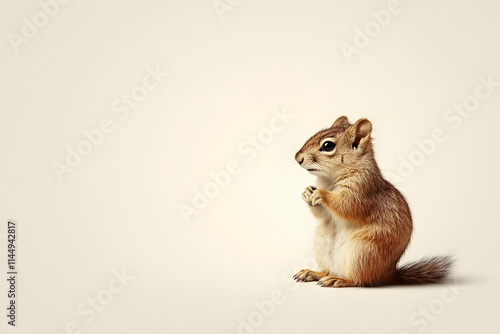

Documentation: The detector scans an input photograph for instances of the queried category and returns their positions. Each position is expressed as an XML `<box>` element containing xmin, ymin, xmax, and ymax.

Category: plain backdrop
<box><xmin>1</xmin><ymin>1</ymin><xmax>499</xmax><ymax>333</ymax></box>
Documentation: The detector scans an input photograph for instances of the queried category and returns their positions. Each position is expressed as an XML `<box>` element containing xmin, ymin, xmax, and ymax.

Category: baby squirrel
<box><xmin>293</xmin><ymin>116</ymin><xmax>453</xmax><ymax>287</ymax></box>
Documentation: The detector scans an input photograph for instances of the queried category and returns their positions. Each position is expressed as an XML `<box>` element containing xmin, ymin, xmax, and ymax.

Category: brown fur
<box><xmin>293</xmin><ymin>116</ymin><xmax>453</xmax><ymax>287</ymax></box>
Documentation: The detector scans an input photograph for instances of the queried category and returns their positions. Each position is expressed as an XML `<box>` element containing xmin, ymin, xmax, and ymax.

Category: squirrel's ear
<box><xmin>348</xmin><ymin>118</ymin><xmax>372</xmax><ymax>149</ymax></box>
<box><xmin>332</xmin><ymin>116</ymin><xmax>350</xmax><ymax>128</ymax></box>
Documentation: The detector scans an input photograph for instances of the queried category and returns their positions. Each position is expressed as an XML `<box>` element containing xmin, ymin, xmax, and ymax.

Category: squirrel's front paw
<box><xmin>310</xmin><ymin>189</ymin><xmax>322</xmax><ymax>206</ymax></box>
<box><xmin>302</xmin><ymin>186</ymin><xmax>321</xmax><ymax>207</ymax></box>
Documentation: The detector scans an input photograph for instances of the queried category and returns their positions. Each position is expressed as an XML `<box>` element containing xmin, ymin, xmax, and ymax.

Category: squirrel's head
<box><xmin>295</xmin><ymin>116</ymin><xmax>374</xmax><ymax>180</ymax></box>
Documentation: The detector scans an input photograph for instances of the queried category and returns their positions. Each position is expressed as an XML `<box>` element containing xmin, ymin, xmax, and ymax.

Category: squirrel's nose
<box><xmin>295</xmin><ymin>152</ymin><xmax>304</xmax><ymax>165</ymax></box>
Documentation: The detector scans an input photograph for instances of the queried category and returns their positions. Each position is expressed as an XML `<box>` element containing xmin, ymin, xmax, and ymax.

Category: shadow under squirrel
<box><xmin>293</xmin><ymin>116</ymin><xmax>453</xmax><ymax>287</ymax></box>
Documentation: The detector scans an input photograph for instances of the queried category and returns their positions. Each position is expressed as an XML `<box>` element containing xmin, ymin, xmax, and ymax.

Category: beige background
<box><xmin>1</xmin><ymin>1</ymin><xmax>499</xmax><ymax>333</ymax></box>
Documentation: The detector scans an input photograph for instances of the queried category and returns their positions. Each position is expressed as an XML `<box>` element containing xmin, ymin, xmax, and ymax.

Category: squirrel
<box><xmin>292</xmin><ymin>116</ymin><xmax>453</xmax><ymax>287</ymax></box>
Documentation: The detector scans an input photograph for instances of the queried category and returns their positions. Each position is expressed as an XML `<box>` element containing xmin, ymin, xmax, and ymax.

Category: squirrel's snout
<box><xmin>295</xmin><ymin>152</ymin><xmax>304</xmax><ymax>165</ymax></box>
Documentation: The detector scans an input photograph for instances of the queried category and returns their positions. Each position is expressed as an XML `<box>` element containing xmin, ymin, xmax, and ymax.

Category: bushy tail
<box><xmin>394</xmin><ymin>255</ymin><xmax>454</xmax><ymax>285</ymax></box>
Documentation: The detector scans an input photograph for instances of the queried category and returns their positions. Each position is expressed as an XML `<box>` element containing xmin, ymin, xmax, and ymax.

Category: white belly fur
<box><xmin>315</xmin><ymin>214</ymin><xmax>357</xmax><ymax>278</ymax></box>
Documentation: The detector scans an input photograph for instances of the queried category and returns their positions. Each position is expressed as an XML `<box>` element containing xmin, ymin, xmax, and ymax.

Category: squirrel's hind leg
<box><xmin>293</xmin><ymin>269</ymin><xmax>327</xmax><ymax>282</ymax></box>
<box><xmin>317</xmin><ymin>276</ymin><xmax>358</xmax><ymax>288</ymax></box>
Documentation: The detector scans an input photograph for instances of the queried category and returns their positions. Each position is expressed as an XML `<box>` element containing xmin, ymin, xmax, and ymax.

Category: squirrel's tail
<box><xmin>394</xmin><ymin>255</ymin><xmax>454</xmax><ymax>285</ymax></box>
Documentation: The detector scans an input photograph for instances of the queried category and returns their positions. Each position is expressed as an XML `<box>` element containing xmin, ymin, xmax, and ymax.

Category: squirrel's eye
<box><xmin>320</xmin><ymin>141</ymin><xmax>336</xmax><ymax>152</ymax></box>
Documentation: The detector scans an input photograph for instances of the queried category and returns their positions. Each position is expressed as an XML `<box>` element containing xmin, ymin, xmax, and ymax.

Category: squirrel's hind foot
<box><xmin>317</xmin><ymin>276</ymin><xmax>357</xmax><ymax>288</ymax></box>
<box><xmin>293</xmin><ymin>269</ymin><xmax>327</xmax><ymax>282</ymax></box>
